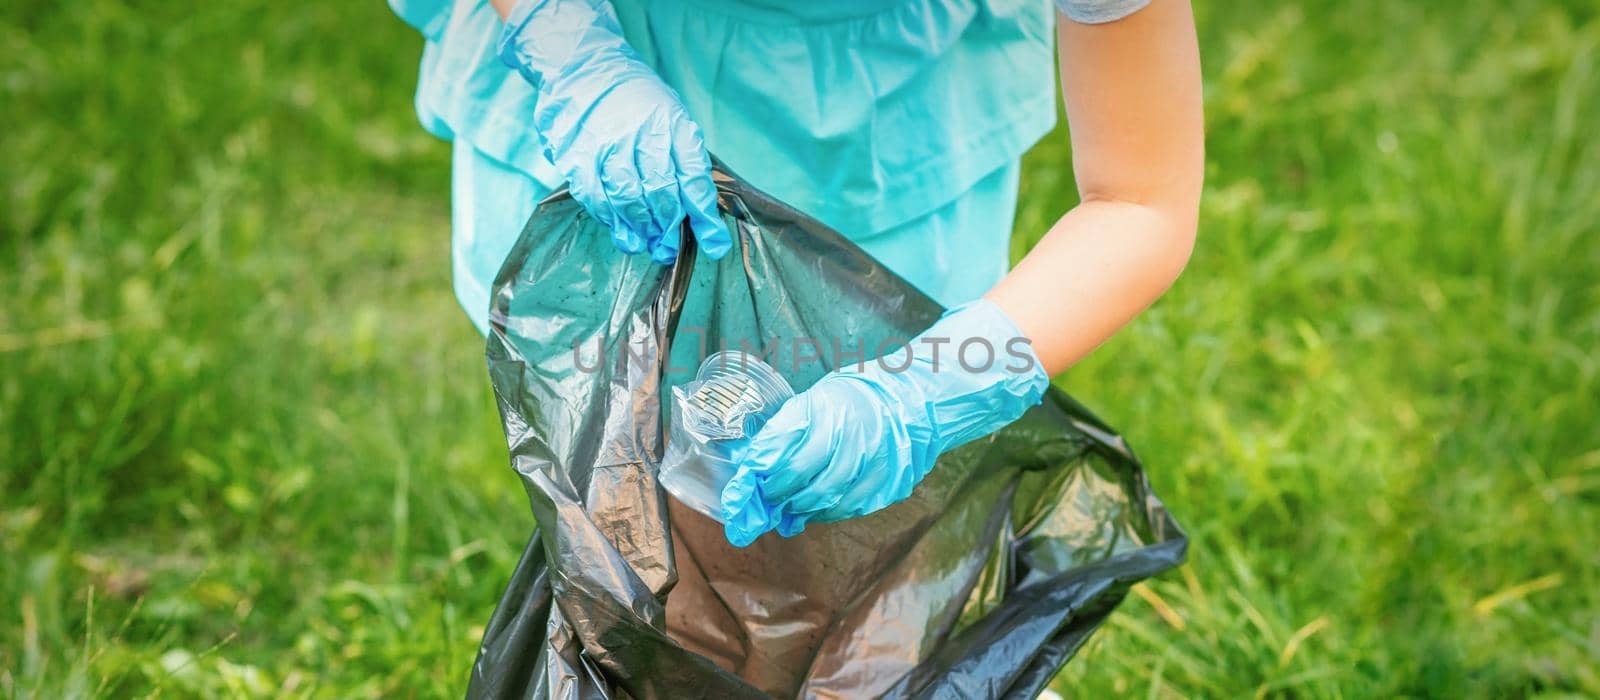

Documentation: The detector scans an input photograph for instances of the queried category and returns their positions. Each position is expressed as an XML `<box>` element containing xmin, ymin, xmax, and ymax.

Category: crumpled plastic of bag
<box><xmin>466</xmin><ymin>167</ymin><xmax>1188</xmax><ymax>699</ymax></box>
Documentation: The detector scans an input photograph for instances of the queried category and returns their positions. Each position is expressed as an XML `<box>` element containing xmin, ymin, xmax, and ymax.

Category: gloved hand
<box><xmin>498</xmin><ymin>0</ymin><xmax>730</xmax><ymax>263</ymax></box>
<box><xmin>719</xmin><ymin>300</ymin><xmax>1051</xmax><ymax>547</ymax></box>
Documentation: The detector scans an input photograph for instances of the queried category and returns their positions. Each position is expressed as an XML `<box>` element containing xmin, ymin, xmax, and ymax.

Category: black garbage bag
<box><xmin>467</xmin><ymin>168</ymin><xmax>1187</xmax><ymax>699</ymax></box>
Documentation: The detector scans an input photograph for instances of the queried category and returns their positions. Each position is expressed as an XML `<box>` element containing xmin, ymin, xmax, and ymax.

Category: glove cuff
<box><xmin>901</xmin><ymin>299</ymin><xmax>1050</xmax><ymax>456</ymax></box>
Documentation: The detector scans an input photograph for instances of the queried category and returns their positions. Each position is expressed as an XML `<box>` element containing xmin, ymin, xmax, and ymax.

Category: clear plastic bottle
<box><xmin>658</xmin><ymin>351</ymin><xmax>794</xmax><ymax>521</ymax></box>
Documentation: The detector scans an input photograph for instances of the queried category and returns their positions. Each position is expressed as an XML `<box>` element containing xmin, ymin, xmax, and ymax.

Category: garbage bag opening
<box><xmin>468</xmin><ymin>167</ymin><xmax>1187</xmax><ymax>699</ymax></box>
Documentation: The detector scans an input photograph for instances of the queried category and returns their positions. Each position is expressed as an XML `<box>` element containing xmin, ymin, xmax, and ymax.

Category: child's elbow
<box><xmin>1164</xmin><ymin>195</ymin><xmax>1199</xmax><ymax>275</ymax></box>
<box><xmin>1081</xmin><ymin>180</ymin><xmax>1201</xmax><ymax>284</ymax></box>
<box><xmin>1154</xmin><ymin>202</ymin><xmax>1198</xmax><ymax>289</ymax></box>
<box><xmin>1145</xmin><ymin>167</ymin><xmax>1204</xmax><ymax>284</ymax></box>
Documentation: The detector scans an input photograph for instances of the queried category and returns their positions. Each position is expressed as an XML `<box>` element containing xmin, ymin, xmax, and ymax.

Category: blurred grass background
<box><xmin>2</xmin><ymin>0</ymin><xmax>1597</xmax><ymax>696</ymax></box>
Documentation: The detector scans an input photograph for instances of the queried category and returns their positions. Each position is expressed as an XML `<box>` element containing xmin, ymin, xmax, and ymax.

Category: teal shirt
<box><xmin>606</xmin><ymin>0</ymin><xmax>1057</xmax><ymax>234</ymax></box>
<box><xmin>389</xmin><ymin>0</ymin><xmax>1149</xmax><ymax>324</ymax></box>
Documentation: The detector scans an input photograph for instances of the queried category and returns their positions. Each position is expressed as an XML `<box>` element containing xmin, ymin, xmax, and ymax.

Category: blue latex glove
<box><xmin>498</xmin><ymin>0</ymin><xmax>730</xmax><ymax>263</ymax></box>
<box><xmin>720</xmin><ymin>300</ymin><xmax>1051</xmax><ymax>547</ymax></box>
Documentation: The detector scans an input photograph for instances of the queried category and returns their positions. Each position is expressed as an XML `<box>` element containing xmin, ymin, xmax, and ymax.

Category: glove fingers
<box><xmin>779</xmin><ymin>453</ymin><xmax>861</xmax><ymax>518</ymax></box>
<box><xmin>720</xmin><ymin>481</ymin><xmax>772</xmax><ymax>548</ymax></box>
<box><xmin>635</xmin><ymin>117</ymin><xmax>686</xmax><ymax>264</ymax></box>
<box><xmin>721</xmin><ymin>392</ymin><xmax>866</xmax><ymax>546</ymax></box>
<box><xmin>815</xmin><ymin>430</ymin><xmax>914</xmax><ymax>522</ymax></box>
<box><xmin>566</xmin><ymin>164</ymin><xmax>634</xmax><ymax>250</ymax></box>
<box><xmin>763</xmin><ymin>420</ymin><xmax>853</xmax><ymax>517</ymax></box>
<box><xmin>720</xmin><ymin>398</ymin><xmax>817</xmax><ymax>546</ymax></box>
<box><xmin>775</xmin><ymin>512</ymin><xmax>809</xmax><ymax>538</ymax></box>
<box><xmin>749</xmin><ymin>380</ymin><xmax>916</xmax><ymax>526</ymax></box>
<box><xmin>743</xmin><ymin>399</ymin><xmax>834</xmax><ymax>501</ymax></box>
<box><xmin>599</xmin><ymin>144</ymin><xmax>655</xmax><ymax>255</ymax></box>
<box><xmin>721</xmin><ymin>461</ymin><xmax>776</xmax><ymax>547</ymax></box>
<box><xmin>670</xmin><ymin>120</ymin><xmax>731</xmax><ymax>260</ymax></box>
<box><xmin>808</xmin><ymin>401</ymin><xmax>915</xmax><ymax>520</ymax></box>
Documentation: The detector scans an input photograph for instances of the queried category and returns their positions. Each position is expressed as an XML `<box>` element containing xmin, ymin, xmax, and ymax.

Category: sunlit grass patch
<box><xmin>3</xmin><ymin>0</ymin><xmax>1597</xmax><ymax>696</ymax></box>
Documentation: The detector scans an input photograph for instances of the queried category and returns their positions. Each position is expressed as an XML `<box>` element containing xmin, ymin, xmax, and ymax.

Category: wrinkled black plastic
<box><xmin>467</xmin><ymin>169</ymin><xmax>1187</xmax><ymax>699</ymax></box>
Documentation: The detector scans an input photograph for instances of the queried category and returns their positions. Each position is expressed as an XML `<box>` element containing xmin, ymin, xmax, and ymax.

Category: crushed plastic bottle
<box><xmin>659</xmin><ymin>351</ymin><xmax>794</xmax><ymax>521</ymax></box>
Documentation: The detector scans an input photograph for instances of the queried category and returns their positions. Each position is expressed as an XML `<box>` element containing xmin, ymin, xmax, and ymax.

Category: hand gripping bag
<box><xmin>467</xmin><ymin>168</ymin><xmax>1187</xmax><ymax>699</ymax></box>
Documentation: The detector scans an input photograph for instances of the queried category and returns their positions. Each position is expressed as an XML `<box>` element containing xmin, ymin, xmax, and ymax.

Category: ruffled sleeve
<box><xmin>388</xmin><ymin>0</ymin><xmax>453</xmax><ymax>41</ymax></box>
<box><xmin>1053</xmin><ymin>0</ymin><xmax>1152</xmax><ymax>25</ymax></box>
<box><xmin>399</xmin><ymin>0</ymin><xmax>564</xmax><ymax>189</ymax></box>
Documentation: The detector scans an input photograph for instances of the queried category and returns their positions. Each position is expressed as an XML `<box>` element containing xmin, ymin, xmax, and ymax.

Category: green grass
<box><xmin>2</xmin><ymin>0</ymin><xmax>1597</xmax><ymax>696</ymax></box>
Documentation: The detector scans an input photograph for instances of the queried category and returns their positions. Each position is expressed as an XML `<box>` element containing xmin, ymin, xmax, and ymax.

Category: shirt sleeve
<box><xmin>389</xmin><ymin>0</ymin><xmax>455</xmax><ymax>42</ymax></box>
<box><xmin>1053</xmin><ymin>0</ymin><xmax>1152</xmax><ymax>24</ymax></box>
